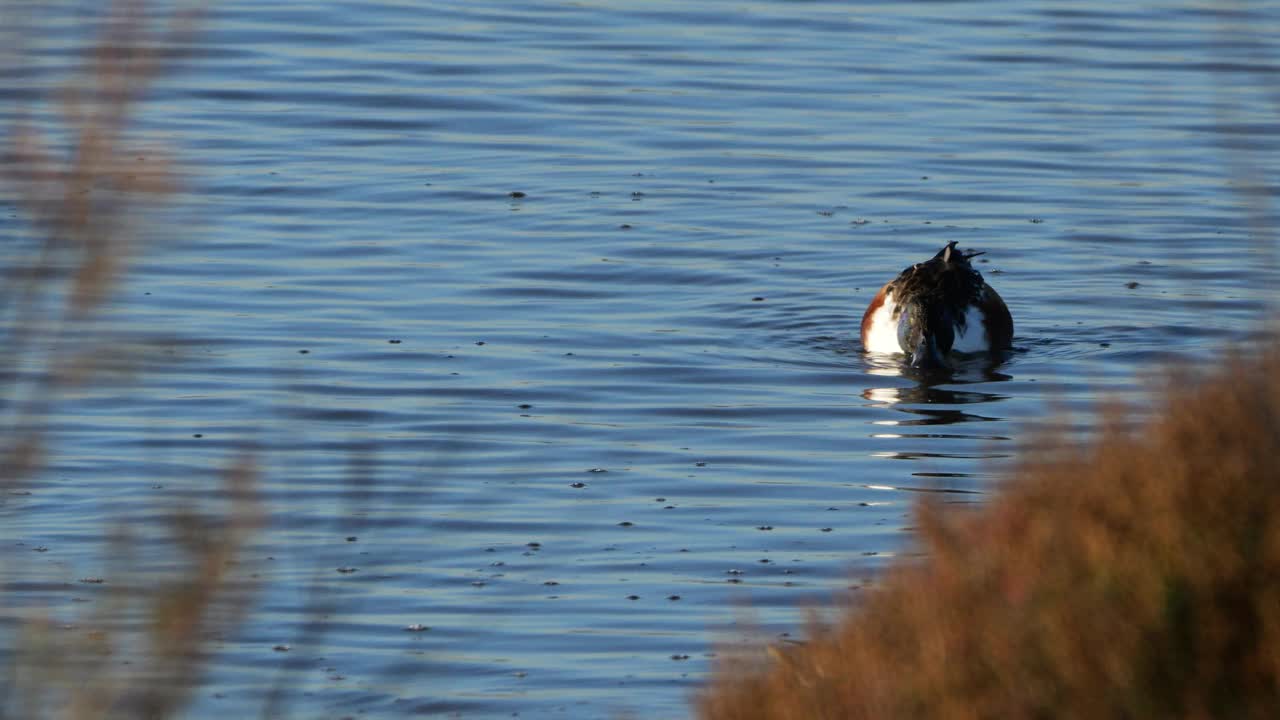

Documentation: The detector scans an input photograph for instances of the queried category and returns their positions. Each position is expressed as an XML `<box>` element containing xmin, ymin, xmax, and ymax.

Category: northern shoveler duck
<box><xmin>860</xmin><ymin>241</ymin><xmax>1012</xmax><ymax>369</ymax></box>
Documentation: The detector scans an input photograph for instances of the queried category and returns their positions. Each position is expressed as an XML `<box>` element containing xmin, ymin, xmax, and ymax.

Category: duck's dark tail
<box><xmin>933</xmin><ymin>241</ymin><xmax>985</xmax><ymax>264</ymax></box>
<box><xmin>933</xmin><ymin>241</ymin><xmax>961</xmax><ymax>262</ymax></box>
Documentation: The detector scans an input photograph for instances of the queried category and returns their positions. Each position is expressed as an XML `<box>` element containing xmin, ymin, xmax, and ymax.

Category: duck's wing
<box><xmin>978</xmin><ymin>284</ymin><xmax>1013</xmax><ymax>349</ymax></box>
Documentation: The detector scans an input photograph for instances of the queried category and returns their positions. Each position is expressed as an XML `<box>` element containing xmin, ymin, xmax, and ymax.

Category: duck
<box><xmin>860</xmin><ymin>241</ymin><xmax>1012</xmax><ymax>370</ymax></box>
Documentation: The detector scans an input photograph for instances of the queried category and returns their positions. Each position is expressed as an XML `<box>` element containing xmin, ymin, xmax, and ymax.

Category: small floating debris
<box><xmin>404</xmin><ymin>624</ymin><xmax>430</xmax><ymax>632</ymax></box>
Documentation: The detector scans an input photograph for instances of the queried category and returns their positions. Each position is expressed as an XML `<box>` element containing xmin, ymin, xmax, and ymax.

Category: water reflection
<box><xmin>861</xmin><ymin>353</ymin><xmax>1016</xmax><ymax>493</ymax></box>
<box><xmin>862</xmin><ymin>366</ymin><xmax>1011</xmax><ymax>427</ymax></box>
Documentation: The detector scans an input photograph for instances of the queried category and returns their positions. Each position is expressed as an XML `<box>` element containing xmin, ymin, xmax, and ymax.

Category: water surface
<box><xmin>2</xmin><ymin>1</ymin><xmax>1277</xmax><ymax>718</ymax></box>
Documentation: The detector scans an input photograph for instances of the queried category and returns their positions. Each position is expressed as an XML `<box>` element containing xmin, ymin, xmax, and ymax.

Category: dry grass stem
<box><xmin>2</xmin><ymin>4</ymin><xmax>266</xmax><ymax>720</ymax></box>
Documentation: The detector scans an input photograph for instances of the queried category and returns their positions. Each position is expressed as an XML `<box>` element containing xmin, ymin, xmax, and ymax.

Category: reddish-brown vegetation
<box><xmin>700</xmin><ymin>343</ymin><xmax>1280</xmax><ymax>719</ymax></box>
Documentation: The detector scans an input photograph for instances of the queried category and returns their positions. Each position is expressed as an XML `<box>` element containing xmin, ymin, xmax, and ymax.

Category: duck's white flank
<box><xmin>862</xmin><ymin>292</ymin><xmax>902</xmax><ymax>353</ymax></box>
<box><xmin>951</xmin><ymin>304</ymin><xmax>990</xmax><ymax>354</ymax></box>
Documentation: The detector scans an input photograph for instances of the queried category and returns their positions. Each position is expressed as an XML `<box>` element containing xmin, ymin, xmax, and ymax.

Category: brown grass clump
<box><xmin>699</xmin><ymin>343</ymin><xmax>1280</xmax><ymax>720</ymax></box>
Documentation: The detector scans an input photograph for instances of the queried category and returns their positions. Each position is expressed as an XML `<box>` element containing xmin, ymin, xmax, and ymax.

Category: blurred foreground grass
<box><xmin>2</xmin><ymin>3</ymin><xmax>264</xmax><ymax>718</ymax></box>
<box><xmin>700</xmin><ymin>340</ymin><xmax>1280</xmax><ymax>719</ymax></box>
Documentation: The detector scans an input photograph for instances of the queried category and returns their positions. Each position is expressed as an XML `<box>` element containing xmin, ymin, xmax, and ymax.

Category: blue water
<box><xmin>2</xmin><ymin>1</ymin><xmax>1277</xmax><ymax>718</ymax></box>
